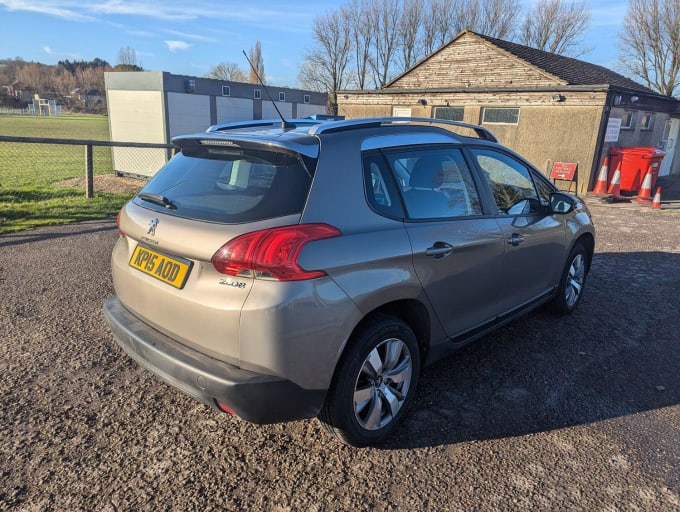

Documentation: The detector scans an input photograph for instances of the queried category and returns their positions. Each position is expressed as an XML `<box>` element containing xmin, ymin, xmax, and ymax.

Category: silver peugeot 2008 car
<box><xmin>104</xmin><ymin>117</ymin><xmax>595</xmax><ymax>446</ymax></box>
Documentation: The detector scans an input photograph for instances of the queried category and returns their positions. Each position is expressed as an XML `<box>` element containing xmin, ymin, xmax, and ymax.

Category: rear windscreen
<box><xmin>134</xmin><ymin>146</ymin><xmax>313</xmax><ymax>223</ymax></box>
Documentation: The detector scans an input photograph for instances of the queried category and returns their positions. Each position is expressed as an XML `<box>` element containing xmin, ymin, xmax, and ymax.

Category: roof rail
<box><xmin>308</xmin><ymin>117</ymin><xmax>498</xmax><ymax>142</ymax></box>
<box><xmin>206</xmin><ymin>118</ymin><xmax>323</xmax><ymax>133</ymax></box>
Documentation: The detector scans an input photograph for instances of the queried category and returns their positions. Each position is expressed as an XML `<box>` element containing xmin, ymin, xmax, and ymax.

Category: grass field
<box><xmin>0</xmin><ymin>113</ymin><xmax>110</xmax><ymax>139</ymax></box>
<box><xmin>0</xmin><ymin>114</ymin><xmax>135</xmax><ymax>234</ymax></box>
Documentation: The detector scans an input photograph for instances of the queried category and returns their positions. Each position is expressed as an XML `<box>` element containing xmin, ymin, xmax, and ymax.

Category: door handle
<box><xmin>426</xmin><ymin>242</ymin><xmax>454</xmax><ymax>259</ymax></box>
<box><xmin>507</xmin><ymin>233</ymin><xmax>524</xmax><ymax>246</ymax></box>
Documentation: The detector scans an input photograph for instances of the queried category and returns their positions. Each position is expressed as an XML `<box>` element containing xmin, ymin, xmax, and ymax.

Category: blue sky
<box><xmin>0</xmin><ymin>0</ymin><xmax>630</xmax><ymax>88</ymax></box>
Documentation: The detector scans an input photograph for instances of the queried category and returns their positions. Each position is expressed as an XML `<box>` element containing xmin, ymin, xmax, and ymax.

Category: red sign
<box><xmin>550</xmin><ymin>162</ymin><xmax>577</xmax><ymax>180</ymax></box>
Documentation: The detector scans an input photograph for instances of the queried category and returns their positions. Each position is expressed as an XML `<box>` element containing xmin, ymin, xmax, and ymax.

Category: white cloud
<box><xmin>43</xmin><ymin>45</ymin><xmax>52</xmax><ymax>54</ymax></box>
<box><xmin>0</xmin><ymin>0</ymin><xmax>95</xmax><ymax>21</ymax></box>
<box><xmin>0</xmin><ymin>1</ymin><xmax>313</xmax><ymax>31</ymax></box>
<box><xmin>91</xmin><ymin>0</ymin><xmax>195</xmax><ymax>21</ymax></box>
<box><xmin>164</xmin><ymin>40</ymin><xmax>190</xmax><ymax>52</ymax></box>
<box><xmin>164</xmin><ymin>30</ymin><xmax>216</xmax><ymax>43</ymax></box>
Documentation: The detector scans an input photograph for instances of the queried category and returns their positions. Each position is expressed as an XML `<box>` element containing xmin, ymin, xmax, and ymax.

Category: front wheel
<box><xmin>551</xmin><ymin>242</ymin><xmax>588</xmax><ymax>314</ymax></box>
<box><xmin>319</xmin><ymin>315</ymin><xmax>420</xmax><ymax>447</ymax></box>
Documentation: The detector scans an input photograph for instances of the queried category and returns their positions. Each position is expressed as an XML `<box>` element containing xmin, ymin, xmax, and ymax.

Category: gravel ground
<box><xmin>1</xmin><ymin>202</ymin><xmax>678</xmax><ymax>511</ymax></box>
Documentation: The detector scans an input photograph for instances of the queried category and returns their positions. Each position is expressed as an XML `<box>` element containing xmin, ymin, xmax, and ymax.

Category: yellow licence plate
<box><xmin>129</xmin><ymin>245</ymin><xmax>193</xmax><ymax>289</ymax></box>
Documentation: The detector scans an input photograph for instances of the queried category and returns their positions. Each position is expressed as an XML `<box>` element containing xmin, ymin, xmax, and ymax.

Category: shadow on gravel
<box><xmin>380</xmin><ymin>251</ymin><xmax>680</xmax><ymax>450</ymax></box>
<box><xmin>0</xmin><ymin>220</ymin><xmax>115</xmax><ymax>248</ymax></box>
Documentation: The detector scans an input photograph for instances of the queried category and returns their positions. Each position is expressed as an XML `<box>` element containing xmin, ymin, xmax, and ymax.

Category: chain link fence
<box><xmin>0</xmin><ymin>136</ymin><xmax>175</xmax><ymax>197</ymax></box>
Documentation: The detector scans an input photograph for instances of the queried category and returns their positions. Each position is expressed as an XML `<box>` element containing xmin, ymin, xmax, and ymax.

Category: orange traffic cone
<box><xmin>651</xmin><ymin>187</ymin><xmax>662</xmax><ymax>209</ymax></box>
<box><xmin>634</xmin><ymin>166</ymin><xmax>653</xmax><ymax>203</ymax></box>
<box><xmin>607</xmin><ymin>164</ymin><xmax>624</xmax><ymax>201</ymax></box>
<box><xmin>591</xmin><ymin>156</ymin><xmax>610</xmax><ymax>195</ymax></box>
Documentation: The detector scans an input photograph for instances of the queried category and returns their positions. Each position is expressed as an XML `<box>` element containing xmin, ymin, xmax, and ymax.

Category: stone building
<box><xmin>338</xmin><ymin>30</ymin><xmax>680</xmax><ymax>193</ymax></box>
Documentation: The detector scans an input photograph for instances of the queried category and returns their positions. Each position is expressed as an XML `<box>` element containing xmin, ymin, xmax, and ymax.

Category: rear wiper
<box><xmin>138</xmin><ymin>192</ymin><xmax>177</xmax><ymax>210</ymax></box>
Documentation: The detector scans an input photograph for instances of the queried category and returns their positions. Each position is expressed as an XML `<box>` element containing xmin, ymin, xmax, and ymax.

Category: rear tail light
<box><xmin>211</xmin><ymin>224</ymin><xmax>341</xmax><ymax>281</ymax></box>
<box><xmin>116</xmin><ymin>209</ymin><xmax>126</xmax><ymax>237</ymax></box>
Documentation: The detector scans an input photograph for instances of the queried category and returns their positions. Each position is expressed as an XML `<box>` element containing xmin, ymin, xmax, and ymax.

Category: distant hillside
<box><xmin>0</xmin><ymin>58</ymin><xmax>143</xmax><ymax>114</ymax></box>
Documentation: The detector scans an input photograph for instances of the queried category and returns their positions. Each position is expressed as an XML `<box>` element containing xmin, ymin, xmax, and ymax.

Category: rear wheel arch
<box><xmin>349</xmin><ymin>300</ymin><xmax>431</xmax><ymax>364</ymax></box>
<box><xmin>319</xmin><ymin>306</ymin><xmax>425</xmax><ymax>445</ymax></box>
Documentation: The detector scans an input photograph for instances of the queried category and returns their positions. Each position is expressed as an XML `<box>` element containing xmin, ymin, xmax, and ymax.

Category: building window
<box><xmin>641</xmin><ymin>113</ymin><xmax>655</xmax><ymax>130</ymax></box>
<box><xmin>221</xmin><ymin>86</ymin><xmax>230</xmax><ymax>97</ymax></box>
<box><xmin>254</xmin><ymin>89</ymin><xmax>262</xmax><ymax>100</ymax></box>
<box><xmin>433</xmin><ymin>106</ymin><xmax>464</xmax><ymax>121</ymax></box>
<box><xmin>278</xmin><ymin>91</ymin><xmax>285</xmax><ymax>102</ymax></box>
<box><xmin>621</xmin><ymin>111</ymin><xmax>635</xmax><ymax>129</ymax></box>
<box><xmin>482</xmin><ymin>107</ymin><xmax>520</xmax><ymax>125</ymax></box>
<box><xmin>303</xmin><ymin>94</ymin><xmax>310</xmax><ymax>104</ymax></box>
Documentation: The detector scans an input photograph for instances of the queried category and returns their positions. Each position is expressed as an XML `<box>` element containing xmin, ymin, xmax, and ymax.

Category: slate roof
<box><xmin>473</xmin><ymin>31</ymin><xmax>657</xmax><ymax>95</ymax></box>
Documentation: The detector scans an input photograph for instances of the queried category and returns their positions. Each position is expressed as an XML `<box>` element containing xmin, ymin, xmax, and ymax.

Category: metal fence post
<box><xmin>85</xmin><ymin>144</ymin><xmax>94</xmax><ymax>198</ymax></box>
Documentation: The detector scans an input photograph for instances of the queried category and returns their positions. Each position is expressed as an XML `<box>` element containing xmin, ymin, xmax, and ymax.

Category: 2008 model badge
<box><xmin>219</xmin><ymin>278</ymin><xmax>247</xmax><ymax>289</ymax></box>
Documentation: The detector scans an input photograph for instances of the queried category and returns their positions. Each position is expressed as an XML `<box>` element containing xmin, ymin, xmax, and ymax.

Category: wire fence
<box><xmin>0</xmin><ymin>136</ymin><xmax>175</xmax><ymax>198</ymax></box>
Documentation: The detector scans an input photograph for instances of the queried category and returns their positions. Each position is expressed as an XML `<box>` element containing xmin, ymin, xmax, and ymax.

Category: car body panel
<box><xmin>404</xmin><ymin>218</ymin><xmax>507</xmax><ymax>338</ymax></box>
<box><xmin>104</xmin><ymin>117</ymin><xmax>595</xmax><ymax>429</ymax></box>
<box><xmin>492</xmin><ymin>213</ymin><xmax>566</xmax><ymax>315</ymax></box>
<box><xmin>238</xmin><ymin>277</ymin><xmax>361</xmax><ymax>389</ymax></box>
<box><xmin>113</xmin><ymin>200</ymin><xmax>303</xmax><ymax>365</ymax></box>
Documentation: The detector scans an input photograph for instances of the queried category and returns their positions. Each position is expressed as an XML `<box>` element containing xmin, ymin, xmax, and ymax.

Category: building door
<box><xmin>659</xmin><ymin>118</ymin><xmax>680</xmax><ymax>176</ymax></box>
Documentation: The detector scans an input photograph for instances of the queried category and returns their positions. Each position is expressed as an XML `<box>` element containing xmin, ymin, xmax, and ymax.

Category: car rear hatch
<box><xmin>113</xmin><ymin>134</ymin><xmax>317</xmax><ymax>366</ymax></box>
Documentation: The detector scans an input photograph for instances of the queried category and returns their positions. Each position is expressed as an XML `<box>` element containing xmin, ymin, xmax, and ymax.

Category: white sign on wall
<box><xmin>605</xmin><ymin>117</ymin><xmax>622</xmax><ymax>142</ymax></box>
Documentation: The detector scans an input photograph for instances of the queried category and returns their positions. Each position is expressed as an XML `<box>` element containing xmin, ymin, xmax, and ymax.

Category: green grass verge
<box><xmin>0</xmin><ymin>113</ymin><xmax>110</xmax><ymax>139</ymax></box>
<box><xmin>0</xmin><ymin>114</ymin><xmax>130</xmax><ymax>234</ymax></box>
<box><xmin>0</xmin><ymin>185</ymin><xmax>132</xmax><ymax>234</ymax></box>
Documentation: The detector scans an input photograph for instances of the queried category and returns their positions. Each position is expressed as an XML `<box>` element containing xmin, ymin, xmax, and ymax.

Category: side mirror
<box><xmin>550</xmin><ymin>192</ymin><xmax>576</xmax><ymax>214</ymax></box>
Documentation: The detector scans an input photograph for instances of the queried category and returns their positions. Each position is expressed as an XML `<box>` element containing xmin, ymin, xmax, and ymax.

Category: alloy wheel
<box><xmin>353</xmin><ymin>337</ymin><xmax>413</xmax><ymax>431</ymax></box>
<box><xmin>565</xmin><ymin>253</ymin><xmax>586</xmax><ymax>307</ymax></box>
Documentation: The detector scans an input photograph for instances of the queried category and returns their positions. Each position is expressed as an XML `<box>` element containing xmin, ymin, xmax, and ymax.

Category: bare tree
<box><xmin>421</xmin><ymin>0</ymin><xmax>456</xmax><ymax>55</ymax></box>
<box><xmin>248</xmin><ymin>41</ymin><xmax>265</xmax><ymax>84</ymax></box>
<box><xmin>205</xmin><ymin>62</ymin><xmax>248</xmax><ymax>82</ymax></box>
<box><xmin>368</xmin><ymin>0</ymin><xmax>402</xmax><ymax>87</ymax></box>
<box><xmin>344</xmin><ymin>0</ymin><xmax>374</xmax><ymax>89</ymax></box>
<box><xmin>619</xmin><ymin>0</ymin><xmax>680</xmax><ymax>97</ymax></box>
<box><xmin>398</xmin><ymin>0</ymin><xmax>425</xmax><ymax>71</ymax></box>
<box><xmin>298</xmin><ymin>10</ymin><xmax>352</xmax><ymax>113</ymax></box>
<box><xmin>117</xmin><ymin>46</ymin><xmax>137</xmax><ymax>66</ymax></box>
<box><xmin>519</xmin><ymin>0</ymin><xmax>590</xmax><ymax>56</ymax></box>
<box><xmin>16</xmin><ymin>62</ymin><xmax>52</xmax><ymax>92</ymax></box>
<box><xmin>53</xmin><ymin>67</ymin><xmax>77</xmax><ymax>96</ymax></box>
<box><xmin>476</xmin><ymin>0</ymin><xmax>519</xmax><ymax>39</ymax></box>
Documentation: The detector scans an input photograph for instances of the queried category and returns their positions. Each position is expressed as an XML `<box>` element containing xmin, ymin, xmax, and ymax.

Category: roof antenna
<box><xmin>242</xmin><ymin>50</ymin><xmax>294</xmax><ymax>130</ymax></box>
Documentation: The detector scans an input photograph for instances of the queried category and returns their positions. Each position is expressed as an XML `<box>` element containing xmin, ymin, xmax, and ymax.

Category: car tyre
<box><xmin>551</xmin><ymin>242</ymin><xmax>588</xmax><ymax>315</ymax></box>
<box><xmin>319</xmin><ymin>315</ymin><xmax>420</xmax><ymax>447</ymax></box>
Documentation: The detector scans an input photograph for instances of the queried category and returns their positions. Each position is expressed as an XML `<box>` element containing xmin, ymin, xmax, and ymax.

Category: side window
<box><xmin>362</xmin><ymin>153</ymin><xmax>405</xmax><ymax>219</ymax></box>
<box><xmin>383</xmin><ymin>148</ymin><xmax>483</xmax><ymax>220</ymax></box>
<box><xmin>471</xmin><ymin>149</ymin><xmax>539</xmax><ymax>215</ymax></box>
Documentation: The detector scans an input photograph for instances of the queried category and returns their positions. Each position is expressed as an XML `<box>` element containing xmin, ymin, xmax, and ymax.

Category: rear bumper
<box><xmin>103</xmin><ymin>297</ymin><xmax>326</xmax><ymax>424</ymax></box>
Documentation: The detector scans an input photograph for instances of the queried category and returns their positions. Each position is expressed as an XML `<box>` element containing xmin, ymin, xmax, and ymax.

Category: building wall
<box><xmin>105</xmin><ymin>71</ymin><xmax>328</xmax><ymax>177</ymax></box>
<box><xmin>215</xmin><ymin>96</ymin><xmax>254</xmax><ymax>123</ymax></box>
<box><xmin>262</xmin><ymin>101</ymin><xmax>293</xmax><ymax>119</ymax></box>
<box><xmin>338</xmin><ymin>91</ymin><xmax>607</xmax><ymax>193</ymax></box>
<box><xmin>296</xmin><ymin>103</ymin><xmax>330</xmax><ymax>118</ymax></box>
<box><xmin>391</xmin><ymin>32</ymin><xmax>563</xmax><ymax>89</ymax></box>
<box><xmin>485</xmin><ymin>105</ymin><xmax>605</xmax><ymax>192</ymax></box>
<box><xmin>105</xmin><ymin>88</ymin><xmax>168</xmax><ymax>176</ymax></box>
<box><xmin>167</xmin><ymin>92</ymin><xmax>211</xmax><ymax>137</ymax></box>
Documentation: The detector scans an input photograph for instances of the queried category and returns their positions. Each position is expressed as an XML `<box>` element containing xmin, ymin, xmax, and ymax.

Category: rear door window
<box><xmin>382</xmin><ymin>147</ymin><xmax>484</xmax><ymax>220</ymax></box>
<box><xmin>135</xmin><ymin>146</ymin><xmax>312</xmax><ymax>223</ymax></box>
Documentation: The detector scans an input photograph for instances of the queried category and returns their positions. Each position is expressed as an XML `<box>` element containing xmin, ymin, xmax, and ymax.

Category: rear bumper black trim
<box><xmin>103</xmin><ymin>297</ymin><xmax>326</xmax><ymax>424</ymax></box>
